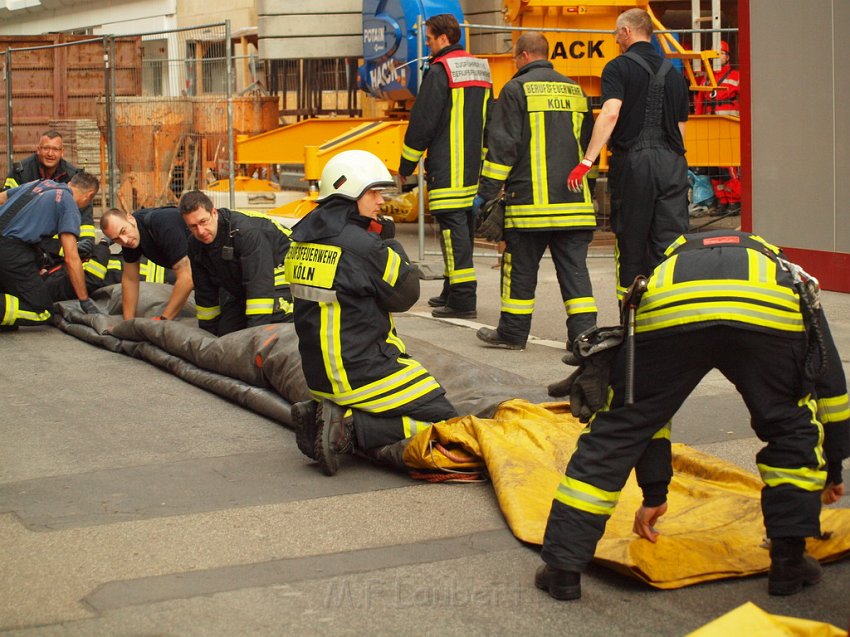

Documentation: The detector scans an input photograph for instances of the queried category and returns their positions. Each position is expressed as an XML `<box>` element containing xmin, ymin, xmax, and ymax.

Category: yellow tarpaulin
<box><xmin>405</xmin><ymin>399</ymin><xmax>850</xmax><ymax>589</ymax></box>
<box><xmin>688</xmin><ymin>602</ymin><xmax>847</xmax><ymax>636</ymax></box>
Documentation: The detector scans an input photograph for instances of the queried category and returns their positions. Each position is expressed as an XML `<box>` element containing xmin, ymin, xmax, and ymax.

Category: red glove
<box><xmin>567</xmin><ymin>159</ymin><xmax>593</xmax><ymax>192</ymax></box>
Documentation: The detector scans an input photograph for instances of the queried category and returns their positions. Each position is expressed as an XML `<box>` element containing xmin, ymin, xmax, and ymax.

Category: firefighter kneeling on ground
<box><xmin>538</xmin><ymin>229</ymin><xmax>849</xmax><ymax>600</ymax></box>
<box><xmin>286</xmin><ymin>150</ymin><xmax>458</xmax><ymax>476</ymax></box>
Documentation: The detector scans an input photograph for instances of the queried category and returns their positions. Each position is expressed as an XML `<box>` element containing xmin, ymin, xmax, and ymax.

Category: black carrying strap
<box><xmin>0</xmin><ymin>182</ymin><xmax>41</xmax><ymax>236</ymax></box>
<box><xmin>666</xmin><ymin>233</ymin><xmax>778</xmax><ymax>261</ymax></box>
<box><xmin>622</xmin><ymin>52</ymin><xmax>673</xmax><ymax>150</ymax></box>
<box><xmin>705</xmin><ymin>68</ymin><xmax>733</xmax><ymax>111</ymax></box>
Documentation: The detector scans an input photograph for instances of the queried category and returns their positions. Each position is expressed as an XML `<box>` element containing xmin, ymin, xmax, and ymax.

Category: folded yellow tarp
<box><xmin>405</xmin><ymin>399</ymin><xmax>850</xmax><ymax>589</ymax></box>
<box><xmin>688</xmin><ymin>602</ymin><xmax>847</xmax><ymax>636</ymax></box>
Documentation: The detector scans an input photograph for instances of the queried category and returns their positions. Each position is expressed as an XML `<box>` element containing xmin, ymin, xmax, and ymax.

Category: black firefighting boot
<box><xmin>363</xmin><ymin>438</ymin><xmax>410</xmax><ymax>471</ymax></box>
<box><xmin>534</xmin><ymin>564</ymin><xmax>581</xmax><ymax>601</ymax></box>
<box><xmin>768</xmin><ymin>537</ymin><xmax>823</xmax><ymax>596</ymax></box>
<box><xmin>315</xmin><ymin>400</ymin><xmax>355</xmax><ymax>476</ymax></box>
<box><xmin>292</xmin><ymin>400</ymin><xmax>319</xmax><ymax>460</ymax></box>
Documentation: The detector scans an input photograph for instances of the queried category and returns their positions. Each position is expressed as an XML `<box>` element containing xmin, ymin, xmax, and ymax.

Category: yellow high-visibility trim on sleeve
<box><xmin>82</xmin><ymin>260</ymin><xmax>107</xmax><ymax>280</ymax></box>
<box><xmin>382</xmin><ymin>248</ymin><xmax>402</xmax><ymax>286</ymax></box>
<box><xmin>246</xmin><ymin>297</ymin><xmax>274</xmax><ymax>316</ymax></box>
<box><xmin>274</xmin><ymin>264</ymin><xmax>289</xmax><ymax>287</ymax></box>
<box><xmin>402</xmin><ymin>144</ymin><xmax>423</xmax><ymax>164</ymax></box>
<box><xmin>196</xmin><ymin>305</ymin><xmax>221</xmax><ymax>321</ymax></box>
<box><xmin>482</xmin><ymin>160</ymin><xmax>510</xmax><ymax>181</ymax></box>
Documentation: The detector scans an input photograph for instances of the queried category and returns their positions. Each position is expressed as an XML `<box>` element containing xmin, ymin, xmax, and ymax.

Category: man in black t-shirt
<box><xmin>101</xmin><ymin>207</ymin><xmax>193</xmax><ymax>321</ymax></box>
<box><xmin>566</xmin><ymin>8</ymin><xmax>690</xmax><ymax>304</ymax></box>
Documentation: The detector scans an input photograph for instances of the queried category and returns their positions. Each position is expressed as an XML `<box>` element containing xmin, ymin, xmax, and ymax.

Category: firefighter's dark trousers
<box><xmin>542</xmin><ymin>326</ymin><xmax>825</xmax><ymax>573</ymax></box>
<box><xmin>608</xmin><ymin>146</ymin><xmax>689</xmax><ymax>301</ymax></box>
<box><xmin>43</xmin><ymin>241</ymin><xmax>118</xmax><ymax>302</ymax></box>
<box><xmin>0</xmin><ymin>236</ymin><xmax>54</xmax><ymax>326</ymax></box>
<box><xmin>498</xmin><ymin>229</ymin><xmax>597</xmax><ymax>345</ymax></box>
<box><xmin>351</xmin><ymin>391</ymin><xmax>458</xmax><ymax>450</ymax></box>
<box><xmin>213</xmin><ymin>284</ymin><xmax>294</xmax><ymax>336</ymax></box>
<box><xmin>434</xmin><ymin>207</ymin><xmax>476</xmax><ymax>312</ymax></box>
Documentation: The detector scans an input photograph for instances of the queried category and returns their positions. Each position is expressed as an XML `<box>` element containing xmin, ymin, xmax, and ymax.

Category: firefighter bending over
<box><xmin>179</xmin><ymin>191</ymin><xmax>293</xmax><ymax>336</ymax></box>
<box><xmin>101</xmin><ymin>207</ymin><xmax>193</xmax><ymax>321</ymax></box>
<box><xmin>537</xmin><ymin>230</ymin><xmax>848</xmax><ymax>600</ymax></box>
<box><xmin>287</xmin><ymin>150</ymin><xmax>458</xmax><ymax>476</ymax></box>
<box><xmin>0</xmin><ymin>173</ymin><xmax>101</xmax><ymax>328</ymax></box>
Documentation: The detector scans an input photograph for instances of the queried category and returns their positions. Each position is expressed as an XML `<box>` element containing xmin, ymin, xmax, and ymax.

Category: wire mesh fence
<box><xmin>1</xmin><ymin>19</ymin><xmax>738</xmax><ymax>240</ymax></box>
<box><xmin>1</xmin><ymin>24</ymin><xmax>243</xmax><ymax>214</ymax></box>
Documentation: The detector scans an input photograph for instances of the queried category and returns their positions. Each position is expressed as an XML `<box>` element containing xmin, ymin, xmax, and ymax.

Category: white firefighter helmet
<box><xmin>317</xmin><ymin>150</ymin><xmax>394</xmax><ymax>202</ymax></box>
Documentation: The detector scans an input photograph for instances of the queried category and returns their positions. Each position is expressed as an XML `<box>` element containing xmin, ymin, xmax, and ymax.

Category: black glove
<box><xmin>79</xmin><ymin>298</ymin><xmax>102</xmax><ymax>315</ymax></box>
<box><xmin>477</xmin><ymin>197</ymin><xmax>505</xmax><ymax>242</ymax></box>
<box><xmin>377</xmin><ymin>215</ymin><xmax>396</xmax><ymax>240</ymax></box>
<box><xmin>548</xmin><ymin>328</ymin><xmax>623</xmax><ymax>422</ymax></box>
<box><xmin>76</xmin><ymin>237</ymin><xmax>95</xmax><ymax>259</ymax></box>
<box><xmin>565</xmin><ymin>353</ymin><xmax>617</xmax><ymax>422</ymax></box>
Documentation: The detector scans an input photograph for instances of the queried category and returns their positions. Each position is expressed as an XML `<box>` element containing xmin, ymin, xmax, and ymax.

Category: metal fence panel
<box><xmin>2</xmin><ymin>24</ymin><xmax>243</xmax><ymax>215</ymax></box>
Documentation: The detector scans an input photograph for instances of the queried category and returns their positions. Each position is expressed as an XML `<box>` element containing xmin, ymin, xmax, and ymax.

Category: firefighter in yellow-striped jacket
<box><xmin>475</xmin><ymin>32</ymin><xmax>597</xmax><ymax>352</ymax></box>
<box><xmin>3</xmin><ymin>131</ymin><xmax>98</xmax><ymax>263</ymax></box>
<box><xmin>398</xmin><ymin>13</ymin><xmax>491</xmax><ymax>319</ymax></box>
<box><xmin>286</xmin><ymin>151</ymin><xmax>457</xmax><ymax>476</ymax></box>
<box><xmin>179</xmin><ymin>191</ymin><xmax>292</xmax><ymax>336</ymax></box>
<box><xmin>537</xmin><ymin>230</ymin><xmax>849</xmax><ymax>601</ymax></box>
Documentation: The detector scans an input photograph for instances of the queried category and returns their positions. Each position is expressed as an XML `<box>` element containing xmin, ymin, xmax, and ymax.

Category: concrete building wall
<box><xmin>176</xmin><ymin>0</ymin><xmax>254</xmax><ymax>31</ymax></box>
<box><xmin>257</xmin><ymin>0</ymin><xmax>361</xmax><ymax>60</ymax></box>
<box><xmin>749</xmin><ymin>0</ymin><xmax>850</xmax><ymax>256</ymax></box>
<box><xmin>0</xmin><ymin>0</ymin><xmax>176</xmax><ymax>35</ymax></box>
<box><xmin>464</xmin><ymin>0</ymin><xmax>512</xmax><ymax>55</ymax></box>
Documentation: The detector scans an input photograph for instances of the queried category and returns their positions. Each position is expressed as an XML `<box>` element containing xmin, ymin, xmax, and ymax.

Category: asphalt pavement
<box><xmin>1</xmin><ymin>219</ymin><xmax>848</xmax><ymax>636</ymax></box>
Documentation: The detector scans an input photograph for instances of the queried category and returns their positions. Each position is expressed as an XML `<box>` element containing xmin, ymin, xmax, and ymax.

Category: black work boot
<box><xmin>292</xmin><ymin>400</ymin><xmax>319</xmax><ymax>460</ymax></box>
<box><xmin>768</xmin><ymin>537</ymin><xmax>823</xmax><ymax>596</ymax></box>
<box><xmin>476</xmin><ymin>326</ymin><xmax>525</xmax><ymax>350</ymax></box>
<box><xmin>432</xmin><ymin>305</ymin><xmax>477</xmax><ymax>319</ymax></box>
<box><xmin>427</xmin><ymin>295</ymin><xmax>448</xmax><ymax>308</ymax></box>
<box><xmin>314</xmin><ymin>400</ymin><xmax>355</xmax><ymax>476</ymax></box>
<box><xmin>534</xmin><ymin>564</ymin><xmax>581</xmax><ymax>601</ymax></box>
<box><xmin>364</xmin><ymin>439</ymin><xmax>410</xmax><ymax>471</ymax></box>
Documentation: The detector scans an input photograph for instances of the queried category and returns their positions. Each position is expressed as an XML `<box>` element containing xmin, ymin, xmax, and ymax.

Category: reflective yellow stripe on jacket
<box><xmin>636</xmin><ymin>253</ymin><xmax>805</xmax><ymax>334</ymax></box>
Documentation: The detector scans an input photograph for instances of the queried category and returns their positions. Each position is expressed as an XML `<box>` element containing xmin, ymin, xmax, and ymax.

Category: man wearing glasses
<box><xmin>3</xmin><ymin>130</ymin><xmax>97</xmax><ymax>261</ymax></box>
<box><xmin>178</xmin><ymin>190</ymin><xmax>293</xmax><ymax>336</ymax></box>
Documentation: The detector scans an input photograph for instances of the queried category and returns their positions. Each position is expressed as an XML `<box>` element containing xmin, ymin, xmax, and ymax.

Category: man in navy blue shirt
<box><xmin>101</xmin><ymin>207</ymin><xmax>192</xmax><ymax>321</ymax></box>
<box><xmin>0</xmin><ymin>172</ymin><xmax>100</xmax><ymax>328</ymax></box>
